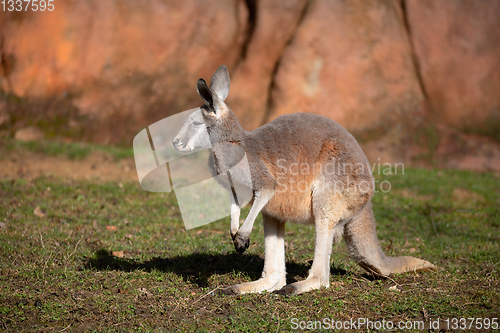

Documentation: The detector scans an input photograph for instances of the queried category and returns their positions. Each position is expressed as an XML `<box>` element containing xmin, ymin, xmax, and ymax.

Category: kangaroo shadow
<box><xmin>83</xmin><ymin>249</ymin><xmax>348</xmax><ymax>288</ymax></box>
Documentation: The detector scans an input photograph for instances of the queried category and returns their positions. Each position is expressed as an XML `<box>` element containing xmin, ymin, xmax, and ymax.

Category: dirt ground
<box><xmin>361</xmin><ymin>126</ymin><xmax>500</xmax><ymax>174</ymax></box>
<box><xmin>1</xmin><ymin>137</ymin><xmax>499</xmax><ymax>185</ymax></box>
<box><xmin>0</xmin><ymin>147</ymin><xmax>498</xmax><ymax>184</ymax></box>
<box><xmin>0</xmin><ymin>149</ymin><xmax>137</xmax><ymax>182</ymax></box>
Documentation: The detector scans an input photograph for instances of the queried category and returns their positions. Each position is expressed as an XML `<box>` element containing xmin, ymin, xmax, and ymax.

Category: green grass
<box><xmin>0</xmin><ymin>166</ymin><xmax>499</xmax><ymax>331</ymax></box>
<box><xmin>1</xmin><ymin>137</ymin><xmax>134</xmax><ymax>160</ymax></box>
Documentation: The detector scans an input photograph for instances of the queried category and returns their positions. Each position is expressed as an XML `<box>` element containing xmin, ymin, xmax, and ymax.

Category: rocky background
<box><xmin>0</xmin><ymin>0</ymin><xmax>499</xmax><ymax>170</ymax></box>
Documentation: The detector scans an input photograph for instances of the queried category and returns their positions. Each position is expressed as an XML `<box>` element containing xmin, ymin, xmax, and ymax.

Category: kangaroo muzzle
<box><xmin>172</xmin><ymin>110</ymin><xmax>211</xmax><ymax>153</ymax></box>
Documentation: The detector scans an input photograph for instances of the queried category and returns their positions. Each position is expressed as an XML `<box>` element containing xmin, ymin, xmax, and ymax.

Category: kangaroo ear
<box><xmin>197</xmin><ymin>78</ymin><xmax>214</xmax><ymax>110</ymax></box>
<box><xmin>210</xmin><ymin>65</ymin><xmax>230</xmax><ymax>101</ymax></box>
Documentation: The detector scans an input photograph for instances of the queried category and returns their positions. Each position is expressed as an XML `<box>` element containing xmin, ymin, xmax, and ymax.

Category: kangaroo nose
<box><xmin>172</xmin><ymin>137</ymin><xmax>179</xmax><ymax>146</ymax></box>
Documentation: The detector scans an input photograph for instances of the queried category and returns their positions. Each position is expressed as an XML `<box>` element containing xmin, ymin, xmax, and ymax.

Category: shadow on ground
<box><xmin>83</xmin><ymin>250</ymin><xmax>348</xmax><ymax>287</ymax></box>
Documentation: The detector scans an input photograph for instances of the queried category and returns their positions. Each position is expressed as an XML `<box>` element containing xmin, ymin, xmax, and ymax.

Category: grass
<box><xmin>1</xmin><ymin>138</ymin><xmax>134</xmax><ymax>161</ymax></box>
<box><xmin>0</xmin><ymin>150</ymin><xmax>499</xmax><ymax>331</ymax></box>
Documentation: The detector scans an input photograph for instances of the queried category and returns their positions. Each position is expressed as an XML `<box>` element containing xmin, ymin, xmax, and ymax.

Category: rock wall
<box><xmin>0</xmin><ymin>0</ymin><xmax>248</xmax><ymax>142</ymax></box>
<box><xmin>406</xmin><ymin>0</ymin><xmax>500</xmax><ymax>129</ymax></box>
<box><xmin>268</xmin><ymin>0</ymin><xmax>423</xmax><ymax>133</ymax></box>
<box><xmin>0</xmin><ymin>0</ymin><xmax>498</xmax><ymax>144</ymax></box>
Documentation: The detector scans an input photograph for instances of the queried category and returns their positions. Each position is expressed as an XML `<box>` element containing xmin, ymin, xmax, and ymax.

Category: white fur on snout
<box><xmin>173</xmin><ymin>110</ymin><xmax>211</xmax><ymax>152</ymax></box>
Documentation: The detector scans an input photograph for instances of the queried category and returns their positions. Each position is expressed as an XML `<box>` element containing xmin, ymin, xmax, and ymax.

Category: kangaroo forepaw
<box><xmin>232</xmin><ymin>232</ymin><xmax>250</xmax><ymax>254</ymax></box>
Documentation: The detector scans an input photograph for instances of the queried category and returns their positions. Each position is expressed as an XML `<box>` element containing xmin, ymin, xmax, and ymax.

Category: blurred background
<box><xmin>0</xmin><ymin>0</ymin><xmax>499</xmax><ymax>172</ymax></box>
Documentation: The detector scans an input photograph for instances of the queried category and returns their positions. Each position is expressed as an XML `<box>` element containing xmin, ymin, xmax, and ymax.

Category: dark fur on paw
<box><xmin>232</xmin><ymin>233</ymin><xmax>250</xmax><ymax>254</ymax></box>
<box><xmin>219</xmin><ymin>286</ymin><xmax>239</xmax><ymax>296</ymax></box>
<box><xmin>273</xmin><ymin>285</ymin><xmax>297</xmax><ymax>297</ymax></box>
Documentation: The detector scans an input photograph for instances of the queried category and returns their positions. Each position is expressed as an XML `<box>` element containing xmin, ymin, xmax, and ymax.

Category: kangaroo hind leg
<box><xmin>222</xmin><ymin>214</ymin><xmax>286</xmax><ymax>294</ymax></box>
<box><xmin>277</xmin><ymin>213</ymin><xmax>342</xmax><ymax>296</ymax></box>
<box><xmin>344</xmin><ymin>201</ymin><xmax>436</xmax><ymax>277</ymax></box>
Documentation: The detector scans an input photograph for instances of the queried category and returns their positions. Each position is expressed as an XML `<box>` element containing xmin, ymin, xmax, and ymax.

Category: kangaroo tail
<box><xmin>343</xmin><ymin>201</ymin><xmax>436</xmax><ymax>277</ymax></box>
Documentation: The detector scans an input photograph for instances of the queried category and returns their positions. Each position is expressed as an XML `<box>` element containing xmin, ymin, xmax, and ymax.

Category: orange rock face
<box><xmin>268</xmin><ymin>0</ymin><xmax>423</xmax><ymax>132</ymax></box>
<box><xmin>227</xmin><ymin>0</ymin><xmax>309</xmax><ymax>130</ymax></box>
<box><xmin>406</xmin><ymin>0</ymin><xmax>500</xmax><ymax>129</ymax></box>
<box><xmin>0</xmin><ymin>0</ymin><xmax>498</xmax><ymax>144</ymax></box>
<box><xmin>0</xmin><ymin>1</ymin><xmax>246</xmax><ymax>142</ymax></box>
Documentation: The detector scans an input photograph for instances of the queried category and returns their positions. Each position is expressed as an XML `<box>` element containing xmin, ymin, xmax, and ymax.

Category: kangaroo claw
<box><xmin>232</xmin><ymin>232</ymin><xmax>250</xmax><ymax>254</ymax></box>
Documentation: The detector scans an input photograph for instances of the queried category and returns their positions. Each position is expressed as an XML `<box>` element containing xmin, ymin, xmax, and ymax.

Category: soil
<box><xmin>362</xmin><ymin>128</ymin><xmax>500</xmax><ymax>173</ymax></box>
<box><xmin>0</xmin><ymin>128</ymin><xmax>499</xmax><ymax>183</ymax></box>
<box><xmin>0</xmin><ymin>149</ymin><xmax>137</xmax><ymax>182</ymax></box>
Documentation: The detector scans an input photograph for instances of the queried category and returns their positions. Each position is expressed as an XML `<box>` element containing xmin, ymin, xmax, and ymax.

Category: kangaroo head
<box><xmin>173</xmin><ymin>65</ymin><xmax>244</xmax><ymax>153</ymax></box>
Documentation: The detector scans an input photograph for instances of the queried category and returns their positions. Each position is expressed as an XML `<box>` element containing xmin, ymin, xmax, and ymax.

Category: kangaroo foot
<box><xmin>274</xmin><ymin>277</ymin><xmax>329</xmax><ymax>296</ymax></box>
<box><xmin>219</xmin><ymin>285</ymin><xmax>240</xmax><ymax>295</ymax></box>
<box><xmin>221</xmin><ymin>277</ymin><xmax>285</xmax><ymax>295</ymax></box>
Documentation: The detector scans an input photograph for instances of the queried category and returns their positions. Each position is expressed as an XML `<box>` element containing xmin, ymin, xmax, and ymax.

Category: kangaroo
<box><xmin>172</xmin><ymin>65</ymin><xmax>436</xmax><ymax>296</ymax></box>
